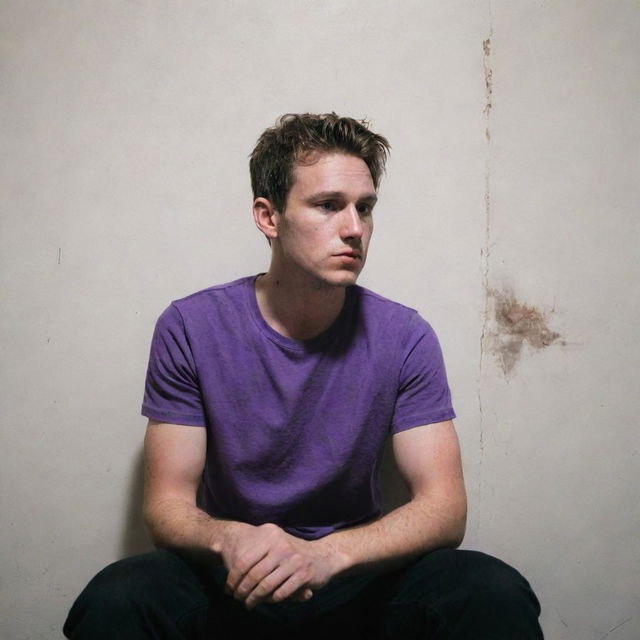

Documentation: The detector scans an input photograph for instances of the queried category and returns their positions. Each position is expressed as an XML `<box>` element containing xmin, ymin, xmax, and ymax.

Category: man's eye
<box><xmin>357</xmin><ymin>204</ymin><xmax>373</xmax><ymax>215</ymax></box>
<box><xmin>318</xmin><ymin>202</ymin><xmax>336</xmax><ymax>212</ymax></box>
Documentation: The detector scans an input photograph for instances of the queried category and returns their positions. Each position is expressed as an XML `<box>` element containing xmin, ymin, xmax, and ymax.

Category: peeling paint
<box><xmin>486</xmin><ymin>288</ymin><xmax>561</xmax><ymax>375</ymax></box>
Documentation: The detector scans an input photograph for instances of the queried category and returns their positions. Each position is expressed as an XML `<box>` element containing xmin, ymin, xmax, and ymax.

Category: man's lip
<box><xmin>334</xmin><ymin>251</ymin><xmax>361</xmax><ymax>258</ymax></box>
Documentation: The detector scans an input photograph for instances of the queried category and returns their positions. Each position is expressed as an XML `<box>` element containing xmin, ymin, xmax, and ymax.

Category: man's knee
<box><xmin>385</xmin><ymin>549</ymin><xmax>542</xmax><ymax>639</ymax></box>
<box><xmin>409</xmin><ymin>549</ymin><xmax>540</xmax><ymax>610</ymax></box>
<box><xmin>63</xmin><ymin>550</ymin><xmax>208</xmax><ymax>638</ymax></box>
<box><xmin>70</xmin><ymin>551</ymin><xmax>186</xmax><ymax>609</ymax></box>
<box><xmin>452</xmin><ymin>550</ymin><xmax>540</xmax><ymax>612</ymax></box>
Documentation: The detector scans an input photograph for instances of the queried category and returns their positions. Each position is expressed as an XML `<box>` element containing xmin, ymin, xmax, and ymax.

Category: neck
<box><xmin>255</xmin><ymin>269</ymin><xmax>347</xmax><ymax>340</ymax></box>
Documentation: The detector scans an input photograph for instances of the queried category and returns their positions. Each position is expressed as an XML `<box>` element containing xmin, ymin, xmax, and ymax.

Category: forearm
<box><xmin>144</xmin><ymin>500</ymin><xmax>315</xmax><ymax>608</ymax></box>
<box><xmin>143</xmin><ymin>497</ymin><xmax>243</xmax><ymax>556</ymax></box>
<box><xmin>317</xmin><ymin>492</ymin><xmax>467</xmax><ymax>577</ymax></box>
<box><xmin>143</xmin><ymin>421</ymin><xmax>249</xmax><ymax>557</ymax></box>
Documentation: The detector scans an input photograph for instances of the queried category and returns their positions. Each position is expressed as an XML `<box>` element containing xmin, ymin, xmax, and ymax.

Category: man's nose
<box><xmin>340</xmin><ymin>205</ymin><xmax>364</xmax><ymax>239</ymax></box>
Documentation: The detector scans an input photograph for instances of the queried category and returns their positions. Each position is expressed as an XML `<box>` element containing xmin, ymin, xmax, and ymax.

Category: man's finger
<box><xmin>243</xmin><ymin>564</ymin><xmax>296</xmax><ymax>609</ymax></box>
<box><xmin>289</xmin><ymin>587</ymin><xmax>314</xmax><ymax>603</ymax></box>
<box><xmin>232</xmin><ymin>554</ymin><xmax>281</xmax><ymax>602</ymax></box>
<box><xmin>224</xmin><ymin>547</ymin><xmax>268</xmax><ymax>595</ymax></box>
<box><xmin>266</xmin><ymin>569</ymin><xmax>313</xmax><ymax>606</ymax></box>
<box><xmin>243</xmin><ymin>553</ymin><xmax>311</xmax><ymax>609</ymax></box>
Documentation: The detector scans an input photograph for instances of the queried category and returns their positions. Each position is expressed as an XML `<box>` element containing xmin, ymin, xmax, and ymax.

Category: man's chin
<box><xmin>327</xmin><ymin>270</ymin><xmax>361</xmax><ymax>287</ymax></box>
<box><xmin>306</xmin><ymin>265</ymin><xmax>363</xmax><ymax>290</ymax></box>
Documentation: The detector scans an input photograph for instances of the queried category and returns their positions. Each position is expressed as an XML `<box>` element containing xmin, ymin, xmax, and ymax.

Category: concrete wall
<box><xmin>2</xmin><ymin>2</ymin><xmax>638</xmax><ymax>638</ymax></box>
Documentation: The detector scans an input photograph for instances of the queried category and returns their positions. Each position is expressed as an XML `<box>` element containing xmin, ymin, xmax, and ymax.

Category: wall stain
<box><xmin>486</xmin><ymin>288</ymin><xmax>561</xmax><ymax>375</ymax></box>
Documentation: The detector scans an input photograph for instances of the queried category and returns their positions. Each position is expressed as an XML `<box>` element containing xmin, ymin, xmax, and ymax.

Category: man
<box><xmin>64</xmin><ymin>113</ymin><xmax>542</xmax><ymax>638</ymax></box>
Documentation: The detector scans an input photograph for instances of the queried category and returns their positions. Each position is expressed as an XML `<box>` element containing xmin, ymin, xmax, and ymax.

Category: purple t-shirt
<box><xmin>142</xmin><ymin>275</ymin><xmax>455</xmax><ymax>540</ymax></box>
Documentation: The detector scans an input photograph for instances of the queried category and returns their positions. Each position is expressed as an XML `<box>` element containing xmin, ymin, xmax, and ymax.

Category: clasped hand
<box><xmin>219</xmin><ymin>522</ymin><xmax>339</xmax><ymax>610</ymax></box>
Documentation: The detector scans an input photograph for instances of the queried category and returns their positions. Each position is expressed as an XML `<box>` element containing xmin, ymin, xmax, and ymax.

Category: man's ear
<box><xmin>253</xmin><ymin>197</ymin><xmax>279</xmax><ymax>243</ymax></box>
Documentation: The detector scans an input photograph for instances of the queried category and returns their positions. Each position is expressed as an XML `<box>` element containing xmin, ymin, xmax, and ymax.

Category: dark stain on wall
<box><xmin>487</xmin><ymin>289</ymin><xmax>561</xmax><ymax>374</ymax></box>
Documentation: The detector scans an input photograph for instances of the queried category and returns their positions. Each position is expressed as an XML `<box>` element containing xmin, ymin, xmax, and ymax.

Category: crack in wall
<box><xmin>476</xmin><ymin>7</ymin><xmax>562</xmax><ymax>545</ymax></box>
<box><xmin>598</xmin><ymin>616</ymin><xmax>633</xmax><ymax>640</ymax></box>
<box><xmin>483</xmin><ymin>37</ymin><xmax>493</xmax><ymax>139</ymax></box>
<box><xmin>477</xmin><ymin>10</ymin><xmax>493</xmax><ymax>541</ymax></box>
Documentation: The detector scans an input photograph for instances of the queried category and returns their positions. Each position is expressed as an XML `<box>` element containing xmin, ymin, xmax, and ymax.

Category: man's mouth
<box><xmin>334</xmin><ymin>250</ymin><xmax>361</xmax><ymax>259</ymax></box>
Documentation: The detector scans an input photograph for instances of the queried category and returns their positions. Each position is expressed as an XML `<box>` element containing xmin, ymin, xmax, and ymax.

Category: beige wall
<box><xmin>2</xmin><ymin>2</ymin><xmax>638</xmax><ymax>638</ymax></box>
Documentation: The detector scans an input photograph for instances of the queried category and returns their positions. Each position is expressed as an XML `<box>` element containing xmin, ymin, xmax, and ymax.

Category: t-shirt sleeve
<box><xmin>391</xmin><ymin>312</ymin><xmax>456</xmax><ymax>434</ymax></box>
<box><xmin>141</xmin><ymin>304</ymin><xmax>207</xmax><ymax>426</ymax></box>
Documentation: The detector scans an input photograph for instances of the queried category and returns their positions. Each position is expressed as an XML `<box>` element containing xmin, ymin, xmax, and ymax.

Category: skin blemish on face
<box><xmin>486</xmin><ymin>288</ymin><xmax>561</xmax><ymax>375</ymax></box>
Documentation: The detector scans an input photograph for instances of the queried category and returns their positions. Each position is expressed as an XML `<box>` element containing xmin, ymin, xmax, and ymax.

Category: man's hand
<box><xmin>217</xmin><ymin>522</ymin><xmax>347</xmax><ymax>610</ymax></box>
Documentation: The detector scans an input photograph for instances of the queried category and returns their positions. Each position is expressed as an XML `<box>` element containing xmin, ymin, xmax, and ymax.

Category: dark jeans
<box><xmin>63</xmin><ymin>548</ymin><xmax>543</xmax><ymax>639</ymax></box>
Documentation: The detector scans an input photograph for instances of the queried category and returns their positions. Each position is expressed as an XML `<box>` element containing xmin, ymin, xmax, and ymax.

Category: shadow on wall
<box><xmin>120</xmin><ymin>446</ymin><xmax>154</xmax><ymax>557</ymax></box>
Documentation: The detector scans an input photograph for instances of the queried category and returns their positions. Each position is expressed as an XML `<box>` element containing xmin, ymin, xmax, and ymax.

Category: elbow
<box><xmin>439</xmin><ymin>510</ymin><xmax>466</xmax><ymax>550</ymax></box>
<box><xmin>142</xmin><ymin>497</ymin><xmax>175</xmax><ymax>549</ymax></box>
<box><xmin>448</xmin><ymin>515</ymin><xmax>466</xmax><ymax>549</ymax></box>
<box><xmin>452</xmin><ymin>492</ymin><xmax>468</xmax><ymax>547</ymax></box>
<box><xmin>142</xmin><ymin>492</ymin><xmax>160</xmax><ymax>532</ymax></box>
<box><xmin>414</xmin><ymin>491</ymin><xmax>467</xmax><ymax>550</ymax></box>
<box><xmin>142</xmin><ymin>502</ymin><xmax>163</xmax><ymax>548</ymax></box>
<box><xmin>443</xmin><ymin>496</ymin><xmax>467</xmax><ymax>549</ymax></box>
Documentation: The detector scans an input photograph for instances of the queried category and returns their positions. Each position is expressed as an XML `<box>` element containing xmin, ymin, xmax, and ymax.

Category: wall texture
<box><xmin>1</xmin><ymin>2</ymin><xmax>638</xmax><ymax>638</ymax></box>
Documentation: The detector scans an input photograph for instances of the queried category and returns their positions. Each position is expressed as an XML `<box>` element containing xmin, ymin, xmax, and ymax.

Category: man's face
<box><xmin>273</xmin><ymin>152</ymin><xmax>377</xmax><ymax>288</ymax></box>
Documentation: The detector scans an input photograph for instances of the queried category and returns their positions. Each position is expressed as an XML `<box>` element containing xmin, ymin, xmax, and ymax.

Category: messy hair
<box><xmin>250</xmin><ymin>113</ymin><xmax>391</xmax><ymax>213</ymax></box>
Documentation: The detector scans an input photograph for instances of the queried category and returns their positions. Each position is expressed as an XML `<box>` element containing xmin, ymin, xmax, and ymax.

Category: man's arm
<box><xmin>315</xmin><ymin>419</ymin><xmax>467</xmax><ymax>572</ymax></box>
<box><xmin>143</xmin><ymin>420</ymin><xmax>317</xmax><ymax>603</ymax></box>
<box><xmin>230</xmin><ymin>419</ymin><xmax>466</xmax><ymax>608</ymax></box>
<box><xmin>145</xmin><ymin>419</ymin><xmax>466</xmax><ymax>610</ymax></box>
<box><xmin>143</xmin><ymin>420</ymin><xmax>229</xmax><ymax>552</ymax></box>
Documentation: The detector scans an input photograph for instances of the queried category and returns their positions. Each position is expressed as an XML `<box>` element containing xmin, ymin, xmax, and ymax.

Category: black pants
<box><xmin>63</xmin><ymin>548</ymin><xmax>543</xmax><ymax>639</ymax></box>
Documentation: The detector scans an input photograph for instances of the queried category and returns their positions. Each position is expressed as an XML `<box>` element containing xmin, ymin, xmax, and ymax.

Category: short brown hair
<box><xmin>250</xmin><ymin>113</ymin><xmax>391</xmax><ymax>213</ymax></box>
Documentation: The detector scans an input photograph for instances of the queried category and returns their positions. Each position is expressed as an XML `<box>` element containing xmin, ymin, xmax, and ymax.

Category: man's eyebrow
<box><xmin>306</xmin><ymin>191</ymin><xmax>378</xmax><ymax>203</ymax></box>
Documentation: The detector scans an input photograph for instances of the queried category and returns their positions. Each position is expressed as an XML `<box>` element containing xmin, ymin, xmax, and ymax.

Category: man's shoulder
<box><xmin>173</xmin><ymin>275</ymin><xmax>252</xmax><ymax>305</ymax></box>
<box><xmin>154</xmin><ymin>276</ymin><xmax>254</xmax><ymax>331</ymax></box>
<box><xmin>354</xmin><ymin>284</ymin><xmax>418</xmax><ymax>314</ymax></box>
<box><xmin>353</xmin><ymin>285</ymin><xmax>426</xmax><ymax>325</ymax></box>
<box><xmin>352</xmin><ymin>285</ymin><xmax>436</xmax><ymax>340</ymax></box>
<box><xmin>164</xmin><ymin>275</ymin><xmax>253</xmax><ymax>314</ymax></box>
